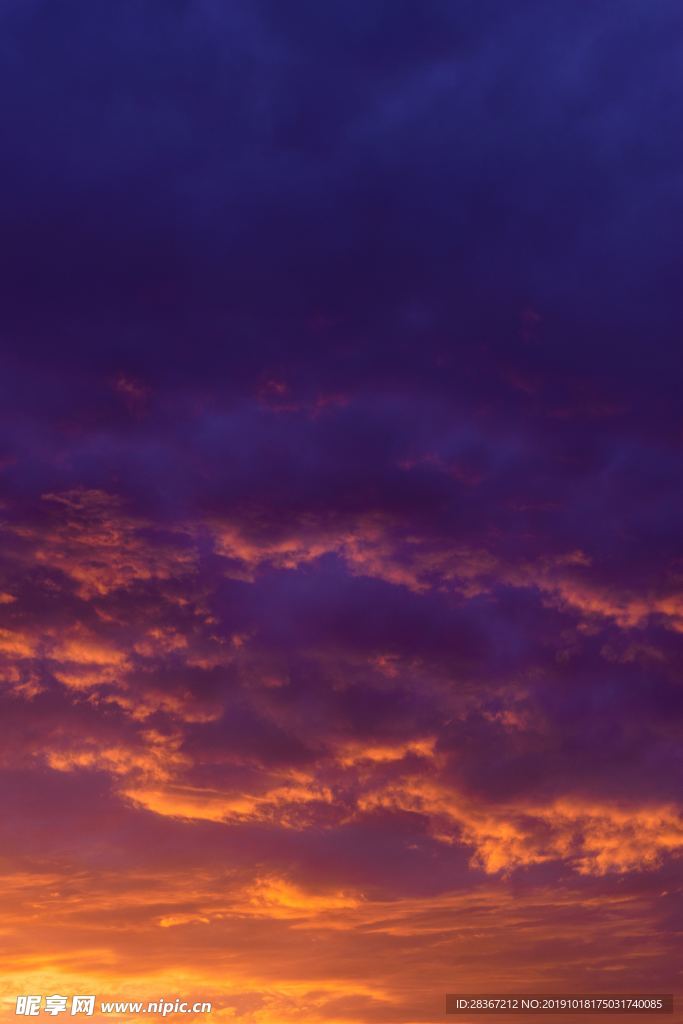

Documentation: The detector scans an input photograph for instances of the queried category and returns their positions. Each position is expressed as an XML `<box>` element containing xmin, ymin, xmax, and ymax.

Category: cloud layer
<box><xmin>0</xmin><ymin>2</ymin><xmax>682</xmax><ymax>1022</ymax></box>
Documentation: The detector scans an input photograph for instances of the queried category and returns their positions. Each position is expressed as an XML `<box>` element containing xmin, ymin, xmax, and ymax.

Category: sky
<box><xmin>0</xmin><ymin>2</ymin><xmax>682</xmax><ymax>1023</ymax></box>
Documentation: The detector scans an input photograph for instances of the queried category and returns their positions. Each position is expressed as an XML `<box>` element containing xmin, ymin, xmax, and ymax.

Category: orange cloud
<box><xmin>211</xmin><ymin>513</ymin><xmax>683</xmax><ymax>634</ymax></box>
<box><xmin>43</xmin><ymin>730</ymin><xmax>187</xmax><ymax>783</ymax></box>
<box><xmin>244</xmin><ymin>876</ymin><xmax>362</xmax><ymax>918</ymax></box>
<box><xmin>0</xmin><ymin>627</ymin><xmax>38</xmax><ymax>659</ymax></box>
<box><xmin>334</xmin><ymin>737</ymin><xmax>437</xmax><ymax>768</ymax></box>
<box><xmin>0</xmin><ymin>864</ymin><xmax>675</xmax><ymax>1024</ymax></box>
<box><xmin>358</xmin><ymin>778</ymin><xmax>683</xmax><ymax>876</ymax></box>
<box><xmin>10</xmin><ymin>490</ymin><xmax>195</xmax><ymax>599</ymax></box>
<box><xmin>123</xmin><ymin>776</ymin><xmax>333</xmax><ymax>826</ymax></box>
<box><xmin>6</xmin><ymin>489</ymin><xmax>680</xmax><ymax>644</ymax></box>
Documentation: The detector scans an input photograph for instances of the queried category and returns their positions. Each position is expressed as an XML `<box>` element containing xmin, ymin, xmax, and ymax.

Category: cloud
<box><xmin>1</xmin><ymin>1</ymin><xmax>683</xmax><ymax>1018</ymax></box>
<box><xmin>358</xmin><ymin>778</ymin><xmax>683</xmax><ymax>876</ymax></box>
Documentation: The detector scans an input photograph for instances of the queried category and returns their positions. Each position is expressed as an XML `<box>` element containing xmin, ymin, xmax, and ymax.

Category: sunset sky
<box><xmin>1</xmin><ymin>3</ymin><xmax>682</xmax><ymax>1023</ymax></box>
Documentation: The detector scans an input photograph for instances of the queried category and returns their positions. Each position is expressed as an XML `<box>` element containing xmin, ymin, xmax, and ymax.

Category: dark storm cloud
<box><xmin>1</xmin><ymin>0</ymin><xmax>683</xmax><ymax>405</ymax></box>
